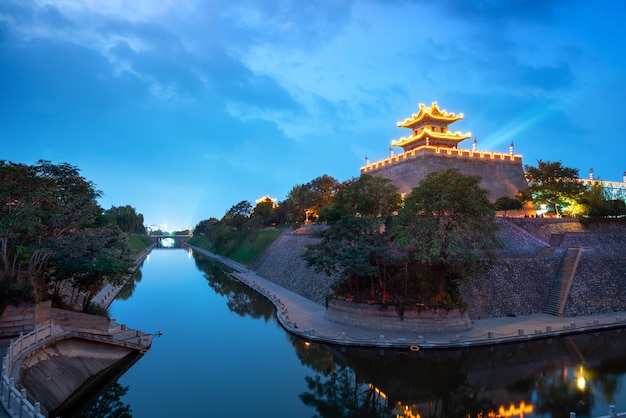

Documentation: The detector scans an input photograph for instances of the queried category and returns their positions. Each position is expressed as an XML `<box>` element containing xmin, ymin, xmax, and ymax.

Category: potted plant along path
<box><xmin>304</xmin><ymin>170</ymin><xmax>503</xmax><ymax>333</ymax></box>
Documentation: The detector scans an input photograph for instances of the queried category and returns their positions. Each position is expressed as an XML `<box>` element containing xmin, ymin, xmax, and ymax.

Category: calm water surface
<box><xmin>96</xmin><ymin>248</ymin><xmax>626</xmax><ymax>417</ymax></box>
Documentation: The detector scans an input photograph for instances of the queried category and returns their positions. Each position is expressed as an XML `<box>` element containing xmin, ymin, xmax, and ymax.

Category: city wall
<box><xmin>361</xmin><ymin>147</ymin><xmax>527</xmax><ymax>199</ymax></box>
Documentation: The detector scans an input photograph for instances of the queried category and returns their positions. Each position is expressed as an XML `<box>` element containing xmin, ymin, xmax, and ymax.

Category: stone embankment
<box><xmin>250</xmin><ymin>220</ymin><xmax>626</xmax><ymax>321</ymax></box>
<box><xmin>1</xmin><ymin>244</ymin><xmax>155</xmax><ymax>418</ymax></box>
<box><xmin>250</xmin><ymin>226</ymin><xmax>340</xmax><ymax>305</ymax></box>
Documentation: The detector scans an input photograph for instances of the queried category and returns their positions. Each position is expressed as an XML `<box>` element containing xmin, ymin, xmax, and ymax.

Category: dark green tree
<box><xmin>105</xmin><ymin>205</ymin><xmax>145</xmax><ymax>234</ymax></box>
<box><xmin>581</xmin><ymin>184</ymin><xmax>626</xmax><ymax>218</ymax></box>
<box><xmin>304</xmin><ymin>175</ymin><xmax>401</xmax><ymax>300</ymax></box>
<box><xmin>494</xmin><ymin>196</ymin><xmax>523</xmax><ymax>217</ymax></box>
<box><xmin>251</xmin><ymin>196</ymin><xmax>276</xmax><ymax>226</ymax></box>
<box><xmin>522</xmin><ymin>160</ymin><xmax>587</xmax><ymax>216</ymax></box>
<box><xmin>393</xmin><ymin>168</ymin><xmax>502</xmax><ymax>300</ymax></box>
<box><xmin>0</xmin><ymin>160</ymin><xmax>132</xmax><ymax>307</ymax></box>
<box><xmin>223</xmin><ymin>200</ymin><xmax>252</xmax><ymax>233</ymax></box>
<box><xmin>280</xmin><ymin>174</ymin><xmax>343</xmax><ymax>223</ymax></box>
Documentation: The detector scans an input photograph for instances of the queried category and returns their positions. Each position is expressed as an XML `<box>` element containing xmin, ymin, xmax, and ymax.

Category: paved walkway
<box><xmin>190</xmin><ymin>246</ymin><xmax>626</xmax><ymax>349</ymax></box>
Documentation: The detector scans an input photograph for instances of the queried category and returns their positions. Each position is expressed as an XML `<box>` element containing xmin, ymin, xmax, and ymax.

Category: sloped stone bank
<box><xmin>250</xmin><ymin>226</ymin><xmax>339</xmax><ymax>306</ymax></box>
<box><xmin>251</xmin><ymin>220</ymin><xmax>626</xmax><ymax>321</ymax></box>
<box><xmin>562</xmin><ymin>233</ymin><xmax>626</xmax><ymax>316</ymax></box>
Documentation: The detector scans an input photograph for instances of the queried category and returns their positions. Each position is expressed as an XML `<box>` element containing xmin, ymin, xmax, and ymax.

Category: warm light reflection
<box><xmin>497</xmin><ymin>402</ymin><xmax>533</xmax><ymax>417</ymax></box>
<box><xmin>188</xmin><ymin>247</ymin><xmax>193</xmax><ymax>259</ymax></box>
<box><xmin>392</xmin><ymin>401</ymin><xmax>532</xmax><ymax>418</ymax></box>
<box><xmin>577</xmin><ymin>366</ymin><xmax>586</xmax><ymax>391</ymax></box>
<box><xmin>368</xmin><ymin>383</ymin><xmax>387</xmax><ymax>400</ymax></box>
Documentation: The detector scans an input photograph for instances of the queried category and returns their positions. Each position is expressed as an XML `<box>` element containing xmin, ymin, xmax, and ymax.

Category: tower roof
<box><xmin>392</xmin><ymin>102</ymin><xmax>471</xmax><ymax>152</ymax></box>
<box><xmin>397</xmin><ymin>101</ymin><xmax>464</xmax><ymax>128</ymax></box>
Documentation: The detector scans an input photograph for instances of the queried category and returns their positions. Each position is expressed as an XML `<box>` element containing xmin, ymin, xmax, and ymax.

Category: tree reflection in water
<box><xmin>193</xmin><ymin>252</ymin><xmax>274</xmax><ymax>320</ymax></box>
<box><xmin>77</xmin><ymin>383</ymin><xmax>132</xmax><ymax>418</ymax></box>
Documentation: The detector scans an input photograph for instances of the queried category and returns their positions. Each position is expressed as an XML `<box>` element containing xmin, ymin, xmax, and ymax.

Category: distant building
<box><xmin>361</xmin><ymin>102</ymin><xmax>527</xmax><ymax>200</ymax></box>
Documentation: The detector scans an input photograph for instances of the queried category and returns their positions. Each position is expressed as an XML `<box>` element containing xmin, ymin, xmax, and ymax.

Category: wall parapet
<box><xmin>361</xmin><ymin>146</ymin><xmax>522</xmax><ymax>174</ymax></box>
<box><xmin>325</xmin><ymin>299</ymin><xmax>471</xmax><ymax>333</ymax></box>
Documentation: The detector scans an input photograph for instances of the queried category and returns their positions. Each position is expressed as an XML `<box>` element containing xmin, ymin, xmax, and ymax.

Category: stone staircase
<box><xmin>543</xmin><ymin>247</ymin><xmax>582</xmax><ymax>316</ymax></box>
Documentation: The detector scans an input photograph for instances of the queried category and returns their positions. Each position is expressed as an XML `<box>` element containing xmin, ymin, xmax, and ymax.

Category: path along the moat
<box><xmin>189</xmin><ymin>245</ymin><xmax>626</xmax><ymax>350</ymax></box>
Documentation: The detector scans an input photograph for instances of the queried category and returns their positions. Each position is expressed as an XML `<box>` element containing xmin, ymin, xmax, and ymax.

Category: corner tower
<box><xmin>392</xmin><ymin>102</ymin><xmax>471</xmax><ymax>151</ymax></box>
<box><xmin>362</xmin><ymin>102</ymin><xmax>527</xmax><ymax>200</ymax></box>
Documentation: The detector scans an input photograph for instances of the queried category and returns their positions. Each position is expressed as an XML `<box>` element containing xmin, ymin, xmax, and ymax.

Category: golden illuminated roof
<box><xmin>392</xmin><ymin>127</ymin><xmax>471</xmax><ymax>149</ymax></box>
<box><xmin>397</xmin><ymin>101</ymin><xmax>464</xmax><ymax>128</ymax></box>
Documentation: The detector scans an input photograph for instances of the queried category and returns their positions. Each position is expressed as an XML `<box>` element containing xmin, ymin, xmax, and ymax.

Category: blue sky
<box><xmin>2</xmin><ymin>0</ymin><xmax>625</xmax><ymax>231</ymax></box>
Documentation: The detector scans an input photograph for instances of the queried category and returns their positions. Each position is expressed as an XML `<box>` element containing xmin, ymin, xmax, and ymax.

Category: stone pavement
<box><xmin>190</xmin><ymin>246</ymin><xmax>626</xmax><ymax>349</ymax></box>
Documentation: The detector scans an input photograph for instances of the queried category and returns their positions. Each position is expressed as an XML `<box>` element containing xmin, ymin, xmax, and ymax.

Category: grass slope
<box><xmin>187</xmin><ymin>227</ymin><xmax>285</xmax><ymax>266</ymax></box>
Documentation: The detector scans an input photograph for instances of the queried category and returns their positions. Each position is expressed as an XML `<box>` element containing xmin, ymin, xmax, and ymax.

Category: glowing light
<box><xmin>255</xmin><ymin>195</ymin><xmax>277</xmax><ymax>205</ymax></box>
<box><xmin>577</xmin><ymin>366</ymin><xmax>586</xmax><ymax>391</ymax></box>
<box><xmin>368</xmin><ymin>383</ymin><xmax>387</xmax><ymax>400</ymax></box>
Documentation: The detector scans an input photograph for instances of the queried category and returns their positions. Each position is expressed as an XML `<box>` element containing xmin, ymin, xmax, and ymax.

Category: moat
<box><xmin>82</xmin><ymin>248</ymin><xmax>626</xmax><ymax>417</ymax></box>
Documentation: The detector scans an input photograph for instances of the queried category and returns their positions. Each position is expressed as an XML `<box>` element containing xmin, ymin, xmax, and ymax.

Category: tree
<box><xmin>0</xmin><ymin>160</ymin><xmax>132</xmax><ymax>307</ymax></box>
<box><xmin>580</xmin><ymin>184</ymin><xmax>626</xmax><ymax>218</ymax></box>
<box><xmin>251</xmin><ymin>197</ymin><xmax>276</xmax><ymax>226</ymax></box>
<box><xmin>105</xmin><ymin>205</ymin><xmax>145</xmax><ymax>234</ymax></box>
<box><xmin>280</xmin><ymin>175</ymin><xmax>343</xmax><ymax>223</ymax></box>
<box><xmin>223</xmin><ymin>200</ymin><xmax>252</xmax><ymax>233</ymax></box>
<box><xmin>393</xmin><ymin>168</ymin><xmax>503</xmax><ymax>300</ymax></box>
<box><xmin>304</xmin><ymin>175</ymin><xmax>402</xmax><ymax>301</ymax></box>
<box><xmin>522</xmin><ymin>160</ymin><xmax>587</xmax><ymax>216</ymax></box>
<box><xmin>494</xmin><ymin>196</ymin><xmax>523</xmax><ymax>217</ymax></box>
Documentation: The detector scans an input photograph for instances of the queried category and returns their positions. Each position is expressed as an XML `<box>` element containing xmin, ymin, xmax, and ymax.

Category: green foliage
<box><xmin>394</xmin><ymin>168</ymin><xmax>502</xmax><ymax>298</ymax></box>
<box><xmin>126</xmin><ymin>234</ymin><xmax>154</xmax><ymax>256</ymax></box>
<box><xmin>280</xmin><ymin>174</ymin><xmax>344</xmax><ymax>223</ymax></box>
<box><xmin>252</xmin><ymin>197</ymin><xmax>277</xmax><ymax>226</ymax></box>
<box><xmin>494</xmin><ymin>196</ymin><xmax>523</xmax><ymax>215</ymax></box>
<box><xmin>304</xmin><ymin>169</ymin><xmax>501</xmax><ymax>309</ymax></box>
<box><xmin>305</xmin><ymin>175</ymin><xmax>402</xmax><ymax>301</ymax></box>
<box><xmin>0</xmin><ymin>160</ymin><xmax>133</xmax><ymax>306</ymax></box>
<box><xmin>522</xmin><ymin>160</ymin><xmax>587</xmax><ymax>216</ymax></box>
<box><xmin>104</xmin><ymin>205</ymin><xmax>146</xmax><ymax>234</ymax></box>
<box><xmin>189</xmin><ymin>227</ymin><xmax>285</xmax><ymax>265</ymax></box>
<box><xmin>580</xmin><ymin>184</ymin><xmax>626</xmax><ymax>218</ymax></box>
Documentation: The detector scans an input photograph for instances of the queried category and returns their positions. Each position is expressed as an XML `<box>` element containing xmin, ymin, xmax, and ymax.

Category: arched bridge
<box><xmin>149</xmin><ymin>234</ymin><xmax>192</xmax><ymax>248</ymax></box>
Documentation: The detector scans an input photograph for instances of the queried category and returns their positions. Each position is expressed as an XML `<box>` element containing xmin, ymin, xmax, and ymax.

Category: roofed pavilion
<box><xmin>391</xmin><ymin>101</ymin><xmax>472</xmax><ymax>152</ymax></box>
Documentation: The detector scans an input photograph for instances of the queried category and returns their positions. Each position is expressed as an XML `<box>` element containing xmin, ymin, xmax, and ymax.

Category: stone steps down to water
<box><xmin>250</xmin><ymin>220</ymin><xmax>626</xmax><ymax>320</ymax></box>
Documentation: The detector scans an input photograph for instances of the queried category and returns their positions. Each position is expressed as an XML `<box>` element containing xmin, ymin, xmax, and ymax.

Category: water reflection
<box><xmin>288</xmin><ymin>329</ymin><xmax>626</xmax><ymax>417</ymax></box>
<box><xmin>77</xmin><ymin>383</ymin><xmax>132</xmax><ymax>418</ymax></box>
<box><xmin>191</xmin><ymin>250</ymin><xmax>626</xmax><ymax>417</ymax></box>
<box><xmin>192</xmin><ymin>253</ymin><xmax>275</xmax><ymax>320</ymax></box>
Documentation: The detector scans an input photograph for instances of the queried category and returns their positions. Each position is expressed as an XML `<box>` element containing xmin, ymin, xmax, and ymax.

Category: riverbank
<box><xmin>189</xmin><ymin>245</ymin><xmax>626</xmax><ymax>349</ymax></box>
<box><xmin>0</xmin><ymin>243</ymin><xmax>156</xmax><ymax>418</ymax></box>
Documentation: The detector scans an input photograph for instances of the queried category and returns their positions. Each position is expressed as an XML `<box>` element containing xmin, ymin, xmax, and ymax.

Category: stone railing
<box><xmin>1</xmin><ymin>320</ymin><xmax>62</xmax><ymax>418</ymax></box>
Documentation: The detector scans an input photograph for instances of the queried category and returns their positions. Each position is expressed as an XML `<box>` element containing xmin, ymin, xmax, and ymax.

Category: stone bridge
<box><xmin>149</xmin><ymin>234</ymin><xmax>191</xmax><ymax>248</ymax></box>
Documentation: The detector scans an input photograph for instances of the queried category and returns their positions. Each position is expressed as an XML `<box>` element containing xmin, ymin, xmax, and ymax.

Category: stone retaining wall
<box><xmin>250</xmin><ymin>226</ymin><xmax>339</xmax><ymax>305</ymax></box>
<box><xmin>325</xmin><ymin>299</ymin><xmax>471</xmax><ymax>333</ymax></box>
<box><xmin>251</xmin><ymin>219</ymin><xmax>626</xmax><ymax>321</ymax></box>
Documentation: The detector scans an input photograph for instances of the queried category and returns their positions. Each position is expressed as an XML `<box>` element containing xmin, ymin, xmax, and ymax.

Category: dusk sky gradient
<box><xmin>2</xmin><ymin>0</ymin><xmax>625</xmax><ymax>231</ymax></box>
